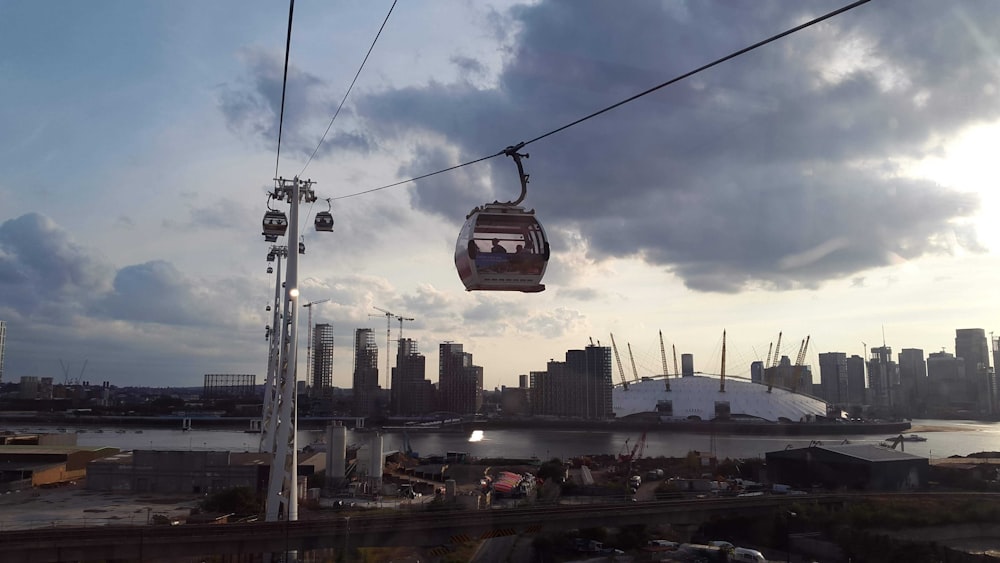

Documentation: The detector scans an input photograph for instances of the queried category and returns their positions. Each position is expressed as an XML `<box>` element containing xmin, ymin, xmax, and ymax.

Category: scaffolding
<box><xmin>203</xmin><ymin>374</ymin><xmax>257</xmax><ymax>399</ymax></box>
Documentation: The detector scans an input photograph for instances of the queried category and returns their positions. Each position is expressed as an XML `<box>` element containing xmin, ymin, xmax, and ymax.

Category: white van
<box><xmin>731</xmin><ymin>547</ymin><xmax>767</xmax><ymax>562</ymax></box>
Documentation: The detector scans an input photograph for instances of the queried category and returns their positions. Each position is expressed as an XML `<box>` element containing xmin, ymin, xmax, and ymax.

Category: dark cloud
<box><xmin>451</xmin><ymin>55</ymin><xmax>487</xmax><ymax>81</ymax></box>
<box><xmin>344</xmin><ymin>0</ymin><xmax>996</xmax><ymax>292</ymax></box>
<box><xmin>0</xmin><ymin>213</ymin><xmax>110</xmax><ymax>317</ymax></box>
<box><xmin>218</xmin><ymin>49</ymin><xmax>341</xmax><ymax>160</ymax></box>
<box><xmin>92</xmin><ymin>261</ymin><xmax>208</xmax><ymax>326</ymax></box>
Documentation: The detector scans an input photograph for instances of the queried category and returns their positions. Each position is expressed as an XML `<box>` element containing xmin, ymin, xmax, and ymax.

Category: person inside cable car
<box><xmin>491</xmin><ymin>238</ymin><xmax>507</xmax><ymax>253</ymax></box>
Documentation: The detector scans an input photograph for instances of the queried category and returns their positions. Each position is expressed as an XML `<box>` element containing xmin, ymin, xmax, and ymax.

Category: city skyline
<box><xmin>2</xmin><ymin>1</ymin><xmax>1000</xmax><ymax>389</ymax></box>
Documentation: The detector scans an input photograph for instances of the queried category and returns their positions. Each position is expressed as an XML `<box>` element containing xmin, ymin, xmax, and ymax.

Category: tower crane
<box><xmin>395</xmin><ymin>315</ymin><xmax>415</xmax><ymax>341</ymax></box>
<box><xmin>610</xmin><ymin>333</ymin><xmax>629</xmax><ymax>390</ymax></box>
<box><xmin>371</xmin><ymin>307</ymin><xmax>395</xmax><ymax>389</ymax></box>
<box><xmin>303</xmin><ymin>299</ymin><xmax>330</xmax><ymax>390</ymax></box>
<box><xmin>659</xmin><ymin>331</ymin><xmax>671</xmax><ymax>392</ymax></box>
<box><xmin>371</xmin><ymin>306</ymin><xmax>415</xmax><ymax>388</ymax></box>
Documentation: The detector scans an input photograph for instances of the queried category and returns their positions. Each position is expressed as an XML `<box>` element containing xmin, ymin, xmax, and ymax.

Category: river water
<box><xmin>11</xmin><ymin>419</ymin><xmax>1000</xmax><ymax>460</ymax></box>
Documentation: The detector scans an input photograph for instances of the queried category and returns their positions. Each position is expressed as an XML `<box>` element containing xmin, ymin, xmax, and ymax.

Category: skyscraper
<box><xmin>846</xmin><ymin>355</ymin><xmax>866</xmax><ymax>405</ymax></box>
<box><xmin>311</xmin><ymin>323</ymin><xmax>334</xmax><ymax>394</ymax></box>
<box><xmin>352</xmin><ymin>328</ymin><xmax>379</xmax><ymax>417</ymax></box>
<box><xmin>897</xmin><ymin>348</ymin><xmax>926</xmax><ymax>413</ymax></box>
<box><xmin>927</xmin><ymin>351</ymin><xmax>969</xmax><ymax>410</ymax></box>
<box><xmin>956</xmin><ymin>328</ymin><xmax>992</xmax><ymax>414</ymax></box>
<box><xmin>956</xmin><ymin>329</ymin><xmax>990</xmax><ymax>381</ymax></box>
<box><xmin>867</xmin><ymin>346</ymin><xmax>895</xmax><ymax>407</ymax></box>
<box><xmin>818</xmin><ymin>352</ymin><xmax>848</xmax><ymax>404</ymax></box>
<box><xmin>390</xmin><ymin>338</ymin><xmax>434</xmax><ymax>416</ymax></box>
<box><xmin>530</xmin><ymin>344</ymin><xmax>613</xmax><ymax>419</ymax></box>
<box><xmin>439</xmin><ymin>342</ymin><xmax>483</xmax><ymax>414</ymax></box>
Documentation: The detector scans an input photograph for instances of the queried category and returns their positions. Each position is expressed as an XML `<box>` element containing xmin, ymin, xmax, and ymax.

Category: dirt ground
<box><xmin>0</xmin><ymin>481</ymin><xmax>202</xmax><ymax>531</ymax></box>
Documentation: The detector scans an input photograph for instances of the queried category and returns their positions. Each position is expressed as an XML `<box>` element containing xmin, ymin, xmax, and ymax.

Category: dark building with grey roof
<box><xmin>765</xmin><ymin>444</ymin><xmax>927</xmax><ymax>491</ymax></box>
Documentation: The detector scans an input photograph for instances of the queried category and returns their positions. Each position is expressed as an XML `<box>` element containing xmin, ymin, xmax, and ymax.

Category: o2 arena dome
<box><xmin>613</xmin><ymin>375</ymin><xmax>827</xmax><ymax>423</ymax></box>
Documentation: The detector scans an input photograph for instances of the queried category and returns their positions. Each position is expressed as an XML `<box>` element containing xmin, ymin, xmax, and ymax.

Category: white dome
<box><xmin>613</xmin><ymin>375</ymin><xmax>827</xmax><ymax>422</ymax></box>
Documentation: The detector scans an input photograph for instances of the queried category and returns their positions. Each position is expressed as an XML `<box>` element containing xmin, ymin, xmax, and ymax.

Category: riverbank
<box><xmin>0</xmin><ymin>413</ymin><xmax>911</xmax><ymax>436</ymax></box>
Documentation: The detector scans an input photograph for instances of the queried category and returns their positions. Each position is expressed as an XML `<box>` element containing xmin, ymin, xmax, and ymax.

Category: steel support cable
<box><xmin>274</xmin><ymin>0</ymin><xmax>296</xmax><ymax>179</ymax></box>
<box><xmin>300</xmin><ymin>0</ymin><xmax>398</xmax><ymax>177</ymax></box>
<box><xmin>330</xmin><ymin>0</ymin><xmax>871</xmax><ymax>201</ymax></box>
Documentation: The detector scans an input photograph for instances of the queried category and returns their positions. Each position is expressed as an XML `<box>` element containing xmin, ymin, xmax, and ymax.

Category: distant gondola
<box><xmin>315</xmin><ymin>199</ymin><xmax>335</xmax><ymax>232</ymax></box>
<box><xmin>262</xmin><ymin>209</ymin><xmax>288</xmax><ymax>242</ymax></box>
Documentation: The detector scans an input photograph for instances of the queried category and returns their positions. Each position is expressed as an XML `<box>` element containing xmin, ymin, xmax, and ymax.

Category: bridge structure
<box><xmin>2</xmin><ymin>495</ymin><xmax>849</xmax><ymax>562</ymax></box>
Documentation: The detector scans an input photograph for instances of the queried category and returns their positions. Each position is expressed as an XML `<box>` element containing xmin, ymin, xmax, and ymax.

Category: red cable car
<box><xmin>455</xmin><ymin>145</ymin><xmax>550</xmax><ymax>292</ymax></box>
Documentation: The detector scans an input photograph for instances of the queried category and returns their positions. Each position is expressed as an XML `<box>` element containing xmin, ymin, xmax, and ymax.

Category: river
<box><xmin>9</xmin><ymin>419</ymin><xmax>1000</xmax><ymax>460</ymax></box>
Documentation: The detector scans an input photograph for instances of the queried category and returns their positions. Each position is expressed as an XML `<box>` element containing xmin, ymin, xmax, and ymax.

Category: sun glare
<box><xmin>908</xmin><ymin>123</ymin><xmax>1000</xmax><ymax>252</ymax></box>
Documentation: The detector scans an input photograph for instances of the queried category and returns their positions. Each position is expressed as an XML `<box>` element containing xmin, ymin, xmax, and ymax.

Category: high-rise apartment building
<box><xmin>311</xmin><ymin>323</ymin><xmax>334</xmax><ymax>394</ymax></box>
<box><xmin>818</xmin><ymin>352</ymin><xmax>848</xmax><ymax>404</ymax></box>
<box><xmin>390</xmin><ymin>338</ymin><xmax>434</xmax><ymax>416</ymax></box>
<box><xmin>763</xmin><ymin>356</ymin><xmax>813</xmax><ymax>393</ymax></box>
<box><xmin>439</xmin><ymin>342</ymin><xmax>483</xmax><ymax>414</ymax></box>
<box><xmin>531</xmin><ymin>344</ymin><xmax>613</xmax><ymax>419</ymax></box>
<box><xmin>352</xmin><ymin>328</ymin><xmax>379</xmax><ymax>417</ymax></box>
<box><xmin>956</xmin><ymin>329</ymin><xmax>990</xmax><ymax>381</ymax></box>
<box><xmin>897</xmin><ymin>348</ymin><xmax>926</xmax><ymax>412</ymax></box>
<box><xmin>926</xmin><ymin>351</ymin><xmax>969</xmax><ymax>409</ymax></box>
<box><xmin>846</xmin><ymin>355</ymin><xmax>866</xmax><ymax>405</ymax></box>
<box><xmin>867</xmin><ymin>346</ymin><xmax>896</xmax><ymax>407</ymax></box>
<box><xmin>956</xmin><ymin>329</ymin><xmax>993</xmax><ymax>415</ymax></box>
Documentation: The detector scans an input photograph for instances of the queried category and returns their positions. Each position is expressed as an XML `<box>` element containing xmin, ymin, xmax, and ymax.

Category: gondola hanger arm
<box><xmin>502</xmin><ymin>142</ymin><xmax>529</xmax><ymax>206</ymax></box>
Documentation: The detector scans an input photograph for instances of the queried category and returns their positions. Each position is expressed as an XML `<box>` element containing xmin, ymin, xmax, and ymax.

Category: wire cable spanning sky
<box><xmin>331</xmin><ymin>0</ymin><xmax>871</xmax><ymax>202</ymax></box>
<box><xmin>1</xmin><ymin>0</ymin><xmax>999</xmax><ymax>388</ymax></box>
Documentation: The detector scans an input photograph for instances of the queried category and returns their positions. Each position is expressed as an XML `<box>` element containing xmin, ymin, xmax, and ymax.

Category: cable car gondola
<box><xmin>315</xmin><ymin>199</ymin><xmax>335</xmax><ymax>232</ymax></box>
<box><xmin>455</xmin><ymin>145</ymin><xmax>549</xmax><ymax>292</ymax></box>
<box><xmin>262</xmin><ymin>196</ymin><xmax>288</xmax><ymax>242</ymax></box>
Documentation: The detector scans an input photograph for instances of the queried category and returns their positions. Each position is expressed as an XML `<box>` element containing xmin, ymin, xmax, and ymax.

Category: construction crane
<box><xmin>371</xmin><ymin>306</ymin><xmax>415</xmax><ymax>388</ymax></box>
<box><xmin>719</xmin><ymin>329</ymin><xmax>727</xmax><ymax>393</ymax></box>
<box><xmin>395</xmin><ymin>314</ymin><xmax>415</xmax><ymax>341</ymax></box>
<box><xmin>371</xmin><ymin>307</ymin><xmax>395</xmax><ymax>389</ymax></box>
<box><xmin>610</xmin><ymin>333</ymin><xmax>629</xmax><ymax>390</ymax></box>
<box><xmin>303</xmin><ymin>299</ymin><xmax>330</xmax><ymax>389</ymax></box>
<box><xmin>627</xmin><ymin>342</ymin><xmax>640</xmax><ymax>384</ymax></box>
<box><xmin>659</xmin><ymin>331</ymin><xmax>671</xmax><ymax>392</ymax></box>
<box><xmin>618</xmin><ymin>431</ymin><xmax>647</xmax><ymax>474</ymax></box>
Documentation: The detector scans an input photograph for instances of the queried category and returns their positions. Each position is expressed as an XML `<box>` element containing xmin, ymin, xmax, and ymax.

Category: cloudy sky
<box><xmin>2</xmin><ymin>0</ymin><xmax>1000</xmax><ymax>390</ymax></box>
